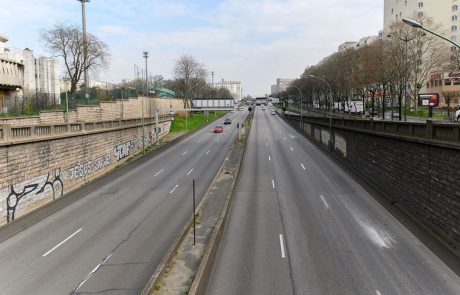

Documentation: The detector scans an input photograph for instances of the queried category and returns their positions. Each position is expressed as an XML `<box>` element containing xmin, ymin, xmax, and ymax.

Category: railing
<box><xmin>285</xmin><ymin>113</ymin><xmax>460</xmax><ymax>144</ymax></box>
<box><xmin>0</xmin><ymin>115</ymin><xmax>172</xmax><ymax>143</ymax></box>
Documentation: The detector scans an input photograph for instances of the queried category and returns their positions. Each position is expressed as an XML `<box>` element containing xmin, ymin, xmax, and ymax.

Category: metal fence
<box><xmin>0</xmin><ymin>89</ymin><xmax>139</xmax><ymax>117</ymax></box>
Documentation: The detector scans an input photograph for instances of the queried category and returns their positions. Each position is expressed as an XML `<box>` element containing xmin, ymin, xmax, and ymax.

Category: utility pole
<box><xmin>77</xmin><ymin>0</ymin><xmax>90</xmax><ymax>100</ymax></box>
<box><xmin>142</xmin><ymin>51</ymin><xmax>149</xmax><ymax>155</ymax></box>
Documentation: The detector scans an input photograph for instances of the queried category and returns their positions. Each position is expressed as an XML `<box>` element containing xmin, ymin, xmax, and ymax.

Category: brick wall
<box><xmin>286</xmin><ymin>117</ymin><xmax>460</xmax><ymax>245</ymax></box>
<box><xmin>0</xmin><ymin>119</ymin><xmax>172</xmax><ymax>224</ymax></box>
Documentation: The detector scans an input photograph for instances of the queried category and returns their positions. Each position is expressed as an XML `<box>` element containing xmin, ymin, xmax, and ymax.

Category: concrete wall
<box><xmin>0</xmin><ymin>97</ymin><xmax>184</xmax><ymax>126</ymax></box>
<box><xmin>285</xmin><ymin>115</ymin><xmax>460</xmax><ymax>245</ymax></box>
<box><xmin>0</xmin><ymin>119</ymin><xmax>172</xmax><ymax>224</ymax></box>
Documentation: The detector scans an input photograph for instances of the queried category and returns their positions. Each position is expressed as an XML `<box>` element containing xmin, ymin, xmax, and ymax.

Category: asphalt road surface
<box><xmin>0</xmin><ymin>110</ymin><xmax>246</xmax><ymax>295</ymax></box>
<box><xmin>206</xmin><ymin>106</ymin><xmax>460</xmax><ymax>295</ymax></box>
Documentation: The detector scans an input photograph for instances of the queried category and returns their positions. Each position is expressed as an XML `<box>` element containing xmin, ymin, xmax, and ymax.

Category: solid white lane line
<box><xmin>272</xmin><ymin>180</ymin><xmax>275</xmax><ymax>189</ymax></box>
<box><xmin>170</xmin><ymin>184</ymin><xmax>179</xmax><ymax>194</ymax></box>
<box><xmin>279</xmin><ymin>234</ymin><xmax>286</xmax><ymax>258</ymax></box>
<box><xmin>43</xmin><ymin>228</ymin><xmax>82</xmax><ymax>257</ymax></box>
<box><xmin>76</xmin><ymin>263</ymin><xmax>102</xmax><ymax>290</ymax></box>
<box><xmin>290</xmin><ymin>146</ymin><xmax>294</xmax><ymax>152</ymax></box>
<box><xmin>376</xmin><ymin>291</ymin><xmax>382</xmax><ymax>295</ymax></box>
<box><xmin>268</xmin><ymin>155</ymin><xmax>271</xmax><ymax>161</ymax></box>
<box><xmin>186</xmin><ymin>168</ymin><xmax>194</xmax><ymax>176</ymax></box>
<box><xmin>205</xmin><ymin>150</ymin><xmax>210</xmax><ymax>155</ymax></box>
<box><xmin>154</xmin><ymin>169</ymin><xmax>165</xmax><ymax>177</ymax></box>
<box><xmin>320</xmin><ymin>195</ymin><xmax>330</xmax><ymax>210</ymax></box>
<box><xmin>301</xmin><ymin>163</ymin><xmax>306</xmax><ymax>170</ymax></box>
<box><xmin>182</xmin><ymin>151</ymin><xmax>188</xmax><ymax>156</ymax></box>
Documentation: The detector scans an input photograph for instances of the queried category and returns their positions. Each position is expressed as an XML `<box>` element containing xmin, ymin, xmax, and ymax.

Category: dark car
<box><xmin>214</xmin><ymin>126</ymin><xmax>223</xmax><ymax>133</ymax></box>
<box><xmin>224</xmin><ymin>118</ymin><xmax>232</xmax><ymax>125</ymax></box>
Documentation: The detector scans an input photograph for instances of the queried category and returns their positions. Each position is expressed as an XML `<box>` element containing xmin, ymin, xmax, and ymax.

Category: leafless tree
<box><xmin>41</xmin><ymin>23</ymin><xmax>110</xmax><ymax>94</ymax></box>
<box><xmin>173</xmin><ymin>55</ymin><xmax>208</xmax><ymax>107</ymax></box>
<box><xmin>442</xmin><ymin>90</ymin><xmax>460</xmax><ymax>117</ymax></box>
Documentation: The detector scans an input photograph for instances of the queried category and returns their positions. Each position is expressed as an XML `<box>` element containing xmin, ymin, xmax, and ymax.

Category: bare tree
<box><xmin>173</xmin><ymin>55</ymin><xmax>208</xmax><ymax>107</ymax></box>
<box><xmin>442</xmin><ymin>91</ymin><xmax>460</xmax><ymax>117</ymax></box>
<box><xmin>41</xmin><ymin>23</ymin><xmax>110</xmax><ymax>94</ymax></box>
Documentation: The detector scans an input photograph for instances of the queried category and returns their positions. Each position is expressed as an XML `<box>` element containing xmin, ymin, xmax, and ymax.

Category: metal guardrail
<box><xmin>0</xmin><ymin>115</ymin><xmax>172</xmax><ymax>143</ymax></box>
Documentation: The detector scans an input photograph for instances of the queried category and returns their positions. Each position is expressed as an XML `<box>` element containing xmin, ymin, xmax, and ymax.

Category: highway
<box><xmin>206</xmin><ymin>106</ymin><xmax>460</xmax><ymax>295</ymax></box>
<box><xmin>0</xmin><ymin>110</ymin><xmax>246</xmax><ymax>295</ymax></box>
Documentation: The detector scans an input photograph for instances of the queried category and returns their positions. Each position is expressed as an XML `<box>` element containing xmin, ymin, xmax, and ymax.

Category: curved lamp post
<box><xmin>291</xmin><ymin>85</ymin><xmax>303</xmax><ymax>130</ymax></box>
<box><xmin>403</xmin><ymin>18</ymin><xmax>460</xmax><ymax>49</ymax></box>
<box><xmin>308</xmin><ymin>74</ymin><xmax>333</xmax><ymax>151</ymax></box>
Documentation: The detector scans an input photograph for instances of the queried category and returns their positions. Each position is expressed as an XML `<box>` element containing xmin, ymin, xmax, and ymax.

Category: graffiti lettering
<box><xmin>68</xmin><ymin>161</ymin><xmax>92</xmax><ymax>181</ymax></box>
<box><xmin>114</xmin><ymin>141</ymin><xmax>133</xmax><ymax>161</ymax></box>
<box><xmin>95</xmin><ymin>154</ymin><xmax>111</xmax><ymax>170</ymax></box>
<box><xmin>3</xmin><ymin>169</ymin><xmax>63</xmax><ymax>222</ymax></box>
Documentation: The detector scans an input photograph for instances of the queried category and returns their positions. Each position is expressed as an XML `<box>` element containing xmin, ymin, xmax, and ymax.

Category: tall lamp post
<box><xmin>403</xmin><ymin>18</ymin><xmax>460</xmax><ymax>49</ymax></box>
<box><xmin>77</xmin><ymin>0</ymin><xmax>90</xmax><ymax>100</ymax></box>
<box><xmin>142</xmin><ymin>51</ymin><xmax>149</xmax><ymax>155</ymax></box>
<box><xmin>308</xmin><ymin>74</ymin><xmax>333</xmax><ymax>151</ymax></box>
<box><xmin>291</xmin><ymin>85</ymin><xmax>303</xmax><ymax>130</ymax></box>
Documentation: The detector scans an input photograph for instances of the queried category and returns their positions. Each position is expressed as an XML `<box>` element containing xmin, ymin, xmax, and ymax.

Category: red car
<box><xmin>214</xmin><ymin>126</ymin><xmax>223</xmax><ymax>133</ymax></box>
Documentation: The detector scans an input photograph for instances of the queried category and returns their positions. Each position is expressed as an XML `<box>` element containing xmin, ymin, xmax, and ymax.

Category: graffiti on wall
<box><xmin>95</xmin><ymin>154</ymin><xmax>111</xmax><ymax>170</ymax></box>
<box><xmin>2</xmin><ymin>169</ymin><xmax>63</xmax><ymax>222</ymax></box>
<box><xmin>68</xmin><ymin>161</ymin><xmax>92</xmax><ymax>181</ymax></box>
<box><xmin>114</xmin><ymin>140</ymin><xmax>133</xmax><ymax>161</ymax></box>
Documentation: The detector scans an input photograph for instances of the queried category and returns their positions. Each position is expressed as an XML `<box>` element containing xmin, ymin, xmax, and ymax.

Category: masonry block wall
<box><xmin>291</xmin><ymin>119</ymin><xmax>460</xmax><ymax>245</ymax></box>
<box><xmin>0</xmin><ymin>120</ymin><xmax>172</xmax><ymax>224</ymax></box>
<box><xmin>0</xmin><ymin>97</ymin><xmax>184</xmax><ymax>126</ymax></box>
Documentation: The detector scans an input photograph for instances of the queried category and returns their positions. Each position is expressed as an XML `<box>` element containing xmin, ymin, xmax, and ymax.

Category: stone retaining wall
<box><xmin>0</xmin><ymin>119</ymin><xmax>172</xmax><ymax>224</ymax></box>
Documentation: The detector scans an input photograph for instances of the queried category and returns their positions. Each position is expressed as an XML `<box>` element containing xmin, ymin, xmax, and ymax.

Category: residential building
<box><xmin>211</xmin><ymin>80</ymin><xmax>242</xmax><ymax>101</ymax></box>
<box><xmin>384</xmin><ymin>0</ymin><xmax>460</xmax><ymax>107</ymax></box>
<box><xmin>338</xmin><ymin>42</ymin><xmax>358</xmax><ymax>52</ymax></box>
<box><xmin>275</xmin><ymin>78</ymin><xmax>295</xmax><ymax>93</ymax></box>
<box><xmin>0</xmin><ymin>34</ymin><xmax>60</xmax><ymax>103</ymax></box>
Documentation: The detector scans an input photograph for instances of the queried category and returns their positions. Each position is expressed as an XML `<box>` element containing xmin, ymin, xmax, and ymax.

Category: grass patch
<box><xmin>170</xmin><ymin>111</ymin><xmax>226</xmax><ymax>133</ymax></box>
<box><xmin>154</xmin><ymin>284</ymin><xmax>161</xmax><ymax>291</ymax></box>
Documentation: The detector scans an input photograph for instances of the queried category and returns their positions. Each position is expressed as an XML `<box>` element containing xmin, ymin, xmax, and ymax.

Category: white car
<box><xmin>455</xmin><ymin>109</ymin><xmax>460</xmax><ymax>122</ymax></box>
<box><xmin>271</xmin><ymin>110</ymin><xmax>276</xmax><ymax>115</ymax></box>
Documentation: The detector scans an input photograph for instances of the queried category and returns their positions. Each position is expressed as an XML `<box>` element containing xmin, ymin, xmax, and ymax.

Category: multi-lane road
<box><xmin>0</xmin><ymin>111</ymin><xmax>246</xmax><ymax>294</ymax></box>
<box><xmin>206</xmin><ymin>106</ymin><xmax>460</xmax><ymax>295</ymax></box>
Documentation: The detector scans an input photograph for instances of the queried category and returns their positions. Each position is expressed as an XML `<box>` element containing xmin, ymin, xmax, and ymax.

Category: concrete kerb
<box><xmin>188</xmin><ymin>114</ymin><xmax>253</xmax><ymax>295</ymax></box>
<box><xmin>0</xmin><ymin>112</ymin><xmax>227</xmax><ymax>244</ymax></box>
<box><xmin>140</xmin><ymin>135</ymin><xmax>230</xmax><ymax>295</ymax></box>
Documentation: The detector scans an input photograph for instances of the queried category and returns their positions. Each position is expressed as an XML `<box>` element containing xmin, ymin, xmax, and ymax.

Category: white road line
<box><xmin>376</xmin><ymin>291</ymin><xmax>382</xmax><ymax>295</ymax></box>
<box><xmin>42</xmin><ymin>228</ymin><xmax>82</xmax><ymax>257</ymax></box>
<box><xmin>290</xmin><ymin>146</ymin><xmax>294</xmax><ymax>152</ymax></box>
<box><xmin>154</xmin><ymin>169</ymin><xmax>165</xmax><ymax>177</ymax></box>
<box><xmin>301</xmin><ymin>163</ymin><xmax>306</xmax><ymax>170</ymax></box>
<box><xmin>272</xmin><ymin>179</ymin><xmax>275</xmax><ymax>189</ymax></box>
<box><xmin>268</xmin><ymin>155</ymin><xmax>271</xmax><ymax>161</ymax></box>
<box><xmin>320</xmin><ymin>195</ymin><xmax>330</xmax><ymax>210</ymax></box>
<box><xmin>186</xmin><ymin>168</ymin><xmax>194</xmax><ymax>176</ymax></box>
<box><xmin>76</xmin><ymin>263</ymin><xmax>102</xmax><ymax>290</ymax></box>
<box><xmin>170</xmin><ymin>184</ymin><xmax>179</xmax><ymax>194</ymax></box>
<box><xmin>205</xmin><ymin>150</ymin><xmax>210</xmax><ymax>155</ymax></box>
<box><xmin>182</xmin><ymin>151</ymin><xmax>188</xmax><ymax>156</ymax></box>
<box><xmin>265</xmin><ymin>142</ymin><xmax>268</xmax><ymax>147</ymax></box>
<box><xmin>279</xmin><ymin>234</ymin><xmax>286</xmax><ymax>258</ymax></box>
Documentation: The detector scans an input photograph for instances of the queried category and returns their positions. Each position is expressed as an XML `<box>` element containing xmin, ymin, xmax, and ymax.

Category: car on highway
<box><xmin>224</xmin><ymin>118</ymin><xmax>232</xmax><ymax>125</ymax></box>
<box><xmin>214</xmin><ymin>125</ymin><xmax>223</xmax><ymax>133</ymax></box>
<box><xmin>262</xmin><ymin>107</ymin><xmax>266</xmax><ymax>111</ymax></box>
<box><xmin>271</xmin><ymin>110</ymin><xmax>276</xmax><ymax>115</ymax></box>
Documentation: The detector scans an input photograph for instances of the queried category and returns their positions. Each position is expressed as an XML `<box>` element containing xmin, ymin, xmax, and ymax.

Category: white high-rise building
<box><xmin>212</xmin><ymin>80</ymin><xmax>242</xmax><ymax>101</ymax></box>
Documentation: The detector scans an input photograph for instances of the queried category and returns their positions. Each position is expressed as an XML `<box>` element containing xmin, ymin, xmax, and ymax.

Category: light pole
<box><xmin>77</xmin><ymin>0</ymin><xmax>90</xmax><ymax>100</ymax></box>
<box><xmin>308</xmin><ymin>75</ymin><xmax>333</xmax><ymax>151</ymax></box>
<box><xmin>291</xmin><ymin>85</ymin><xmax>303</xmax><ymax>130</ymax></box>
<box><xmin>403</xmin><ymin>18</ymin><xmax>460</xmax><ymax>49</ymax></box>
<box><xmin>142</xmin><ymin>51</ymin><xmax>149</xmax><ymax>155</ymax></box>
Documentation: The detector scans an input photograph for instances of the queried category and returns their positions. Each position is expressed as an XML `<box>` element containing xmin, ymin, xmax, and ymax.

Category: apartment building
<box><xmin>384</xmin><ymin>0</ymin><xmax>460</xmax><ymax>107</ymax></box>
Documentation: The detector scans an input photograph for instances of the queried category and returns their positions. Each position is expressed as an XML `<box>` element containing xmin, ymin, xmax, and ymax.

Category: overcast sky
<box><xmin>0</xmin><ymin>0</ymin><xmax>383</xmax><ymax>96</ymax></box>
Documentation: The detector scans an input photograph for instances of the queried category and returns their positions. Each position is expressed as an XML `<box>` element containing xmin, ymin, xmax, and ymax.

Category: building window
<box><xmin>454</xmin><ymin>5</ymin><xmax>458</xmax><ymax>11</ymax></box>
<box><xmin>452</xmin><ymin>25</ymin><xmax>458</xmax><ymax>32</ymax></box>
<box><xmin>391</xmin><ymin>8</ymin><xmax>394</xmax><ymax>15</ymax></box>
<box><xmin>452</xmin><ymin>35</ymin><xmax>457</xmax><ymax>42</ymax></box>
<box><xmin>418</xmin><ymin>12</ymin><xmax>424</xmax><ymax>18</ymax></box>
<box><xmin>453</xmin><ymin>15</ymin><xmax>458</xmax><ymax>21</ymax></box>
<box><xmin>418</xmin><ymin>2</ymin><xmax>423</xmax><ymax>8</ymax></box>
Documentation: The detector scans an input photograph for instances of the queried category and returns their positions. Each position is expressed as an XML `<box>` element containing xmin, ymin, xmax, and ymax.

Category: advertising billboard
<box><xmin>418</xmin><ymin>93</ymin><xmax>439</xmax><ymax>107</ymax></box>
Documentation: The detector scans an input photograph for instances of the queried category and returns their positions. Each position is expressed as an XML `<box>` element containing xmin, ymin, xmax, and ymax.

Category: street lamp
<box><xmin>142</xmin><ymin>51</ymin><xmax>149</xmax><ymax>155</ymax></box>
<box><xmin>387</xmin><ymin>32</ymin><xmax>424</xmax><ymax>121</ymax></box>
<box><xmin>77</xmin><ymin>0</ymin><xmax>90</xmax><ymax>100</ymax></box>
<box><xmin>308</xmin><ymin>74</ymin><xmax>333</xmax><ymax>151</ymax></box>
<box><xmin>291</xmin><ymin>85</ymin><xmax>303</xmax><ymax>130</ymax></box>
<box><xmin>403</xmin><ymin>18</ymin><xmax>460</xmax><ymax>49</ymax></box>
